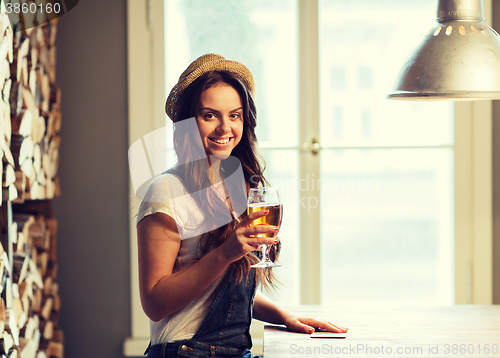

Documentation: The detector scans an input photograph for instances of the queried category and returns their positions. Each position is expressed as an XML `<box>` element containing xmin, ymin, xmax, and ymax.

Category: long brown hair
<box><xmin>169</xmin><ymin>71</ymin><xmax>280</xmax><ymax>290</ymax></box>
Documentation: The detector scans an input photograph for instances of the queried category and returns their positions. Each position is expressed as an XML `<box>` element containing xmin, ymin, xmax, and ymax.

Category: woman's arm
<box><xmin>252</xmin><ymin>291</ymin><xmax>348</xmax><ymax>333</ymax></box>
<box><xmin>137</xmin><ymin>210</ymin><xmax>278</xmax><ymax>322</ymax></box>
<box><xmin>137</xmin><ymin>212</ymin><xmax>228</xmax><ymax>321</ymax></box>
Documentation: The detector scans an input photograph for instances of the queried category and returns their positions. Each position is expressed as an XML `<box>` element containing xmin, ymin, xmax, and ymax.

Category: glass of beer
<box><xmin>247</xmin><ymin>187</ymin><xmax>282</xmax><ymax>268</ymax></box>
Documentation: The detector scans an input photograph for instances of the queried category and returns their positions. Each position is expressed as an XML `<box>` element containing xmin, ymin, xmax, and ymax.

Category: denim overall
<box><xmin>145</xmin><ymin>269</ymin><xmax>260</xmax><ymax>358</ymax></box>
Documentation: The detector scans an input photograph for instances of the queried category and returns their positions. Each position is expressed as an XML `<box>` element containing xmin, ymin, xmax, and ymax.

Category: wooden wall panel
<box><xmin>0</xmin><ymin>4</ymin><xmax>63</xmax><ymax>358</ymax></box>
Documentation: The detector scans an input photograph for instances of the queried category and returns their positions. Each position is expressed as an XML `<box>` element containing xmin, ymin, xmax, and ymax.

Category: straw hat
<box><xmin>165</xmin><ymin>54</ymin><xmax>255</xmax><ymax>121</ymax></box>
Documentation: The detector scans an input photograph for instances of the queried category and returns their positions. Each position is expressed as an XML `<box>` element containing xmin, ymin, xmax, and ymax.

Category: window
<box><xmin>332</xmin><ymin>106</ymin><xmax>343</xmax><ymax>140</ymax></box>
<box><xmin>319</xmin><ymin>0</ymin><xmax>454</xmax><ymax>305</ymax></box>
<box><xmin>330</xmin><ymin>67</ymin><xmax>346</xmax><ymax>91</ymax></box>
<box><xmin>165</xmin><ymin>0</ymin><xmax>300</xmax><ymax>304</ymax></box>
<box><xmin>358</xmin><ymin>66</ymin><xmax>373</xmax><ymax>90</ymax></box>
<box><xmin>164</xmin><ymin>0</ymin><xmax>459</xmax><ymax>307</ymax></box>
<box><xmin>360</xmin><ymin>107</ymin><xmax>371</xmax><ymax>140</ymax></box>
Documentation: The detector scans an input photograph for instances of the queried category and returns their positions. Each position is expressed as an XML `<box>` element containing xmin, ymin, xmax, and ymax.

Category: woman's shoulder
<box><xmin>144</xmin><ymin>172</ymin><xmax>185</xmax><ymax>197</ymax></box>
<box><xmin>136</xmin><ymin>172</ymin><xmax>185</xmax><ymax>225</ymax></box>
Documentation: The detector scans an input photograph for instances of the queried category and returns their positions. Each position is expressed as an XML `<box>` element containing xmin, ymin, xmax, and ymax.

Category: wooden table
<box><xmin>263</xmin><ymin>305</ymin><xmax>500</xmax><ymax>357</ymax></box>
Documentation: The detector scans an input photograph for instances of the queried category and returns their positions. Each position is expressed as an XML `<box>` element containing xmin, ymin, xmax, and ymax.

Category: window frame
<box><xmin>123</xmin><ymin>0</ymin><xmax>494</xmax><ymax>355</ymax></box>
<box><xmin>124</xmin><ymin>0</ymin><xmax>165</xmax><ymax>354</ymax></box>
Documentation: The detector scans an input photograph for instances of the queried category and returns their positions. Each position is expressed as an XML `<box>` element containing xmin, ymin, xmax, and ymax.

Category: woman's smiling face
<box><xmin>196</xmin><ymin>83</ymin><xmax>244</xmax><ymax>160</ymax></box>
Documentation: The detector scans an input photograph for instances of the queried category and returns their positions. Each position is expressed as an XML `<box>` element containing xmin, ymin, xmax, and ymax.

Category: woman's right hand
<box><xmin>218</xmin><ymin>210</ymin><xmax>279</xmax><ymax>263</ymax></box>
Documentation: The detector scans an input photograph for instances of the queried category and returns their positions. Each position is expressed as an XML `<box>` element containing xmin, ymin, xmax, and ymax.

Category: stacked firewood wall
<box><xmin>0</xmin><ymin>3</ymin><xmax>63</xmax><ymax>358</ymax></box>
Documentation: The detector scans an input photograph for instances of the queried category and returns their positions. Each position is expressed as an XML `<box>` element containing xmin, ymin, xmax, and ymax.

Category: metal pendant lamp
<box><xmin>387</xmin><ymin>0</ymin><xmax>500</xmax><ymax>100</ymax></box>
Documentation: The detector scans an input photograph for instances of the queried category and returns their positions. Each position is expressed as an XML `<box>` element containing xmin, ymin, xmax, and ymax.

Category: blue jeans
<box><xmin>146</xmin><ymin>342</ymin><xmax>261</xmax><ymax>358</ymax></box>
<box><xmin>146</xmin><ymin>270</ymin><xmax>259</xmax><ymax>358</ymax></box>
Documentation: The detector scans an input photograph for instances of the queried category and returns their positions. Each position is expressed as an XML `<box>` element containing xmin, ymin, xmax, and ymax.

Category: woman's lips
<box><xmin>208</xmin><ymin>137</ymin><xmax>233</xmax><ymax>146</ymax></box>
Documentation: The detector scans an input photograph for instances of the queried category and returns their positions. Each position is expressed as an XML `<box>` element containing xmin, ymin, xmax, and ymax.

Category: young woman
<box><xmin>136</xmin><ymin>54</ymin><xmax>347</xmax><ymax>358</ymax></box>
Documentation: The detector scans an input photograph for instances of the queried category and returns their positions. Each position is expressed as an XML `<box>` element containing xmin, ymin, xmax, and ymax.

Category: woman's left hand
<box><xmin>283</xmin><ymin>316</ymin><xmax>348</xmax><ymax>334</ymax></box>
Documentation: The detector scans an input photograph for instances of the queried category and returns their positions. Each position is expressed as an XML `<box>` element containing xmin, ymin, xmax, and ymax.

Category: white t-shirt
<box><xmin>136</xmin><ymin>173</ymin><xmax>229</xmax><ymax>344</ymax></box>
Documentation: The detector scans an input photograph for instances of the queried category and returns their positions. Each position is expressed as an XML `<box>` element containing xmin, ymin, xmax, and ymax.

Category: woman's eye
<box><xmin>230</xmin><ymin>113</ymin><xmax>241</xmax><ymax>120</ymax></box>
<box><xmin>204</xmin><ymin>113</ymin><xmax>216</xmax><ymax>120</ymax></box>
